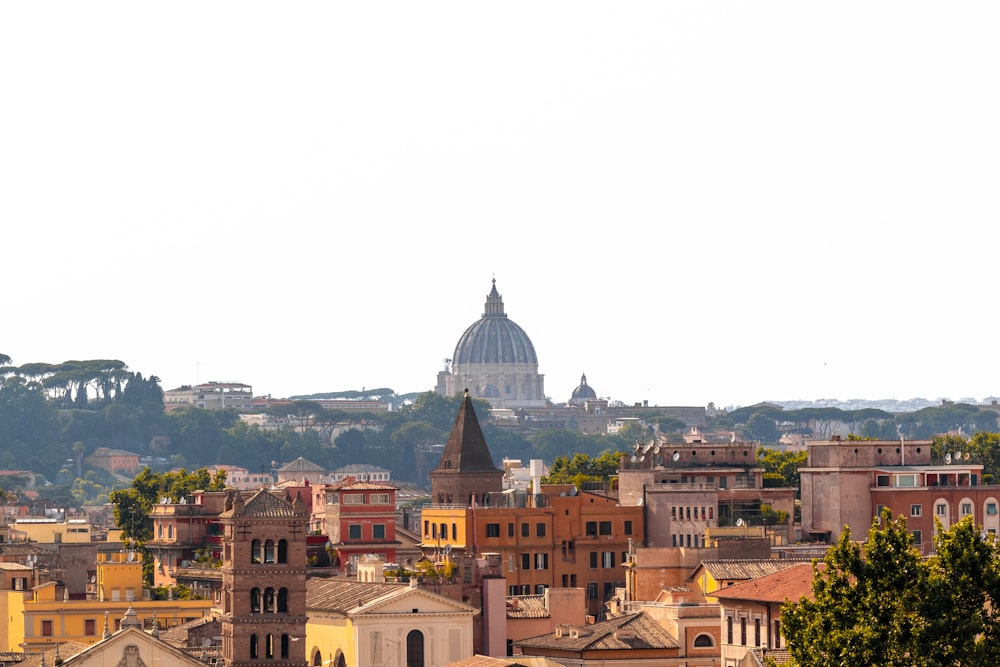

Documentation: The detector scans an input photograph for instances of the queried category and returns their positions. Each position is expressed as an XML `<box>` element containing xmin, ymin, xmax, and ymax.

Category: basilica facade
<box><xmin>435</xmin><ymin>279</ymin><xmax>546</xmax><ymax>408</ymax></box>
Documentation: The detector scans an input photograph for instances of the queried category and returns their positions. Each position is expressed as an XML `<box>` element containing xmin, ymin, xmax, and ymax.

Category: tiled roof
<box><xmin>747</xmin><ymin>647</ymin><xmax>792</xmax><ymax>665</ymax></box>
<box><xmin>306</xmin><ymin>579</ymin><xmax>407</xmax><ymax>613</ymax></box>
<box><xmin>713</xmin><ymin>562</ymin><xmax>817</xmax><ymax>604</ymax></box>
<box><xmin>331</xmin><ymin>480</ymin><xmax>399</xmax><ymax>491</ymax></box>
<box><xmin>278</xmin><ymin>457</ymin><xmax>325</xmax><ymax>473</ymax></box>
<box><xmin>515</xmin><ymin>612</ymin><xmax>678</xmax><ymax>652</ymax></box>
<box><xmin>507</xmin><ymin>594</ymin><xmax>549</xmax><ymax>619</ymax></box>
<box><xmin>434</xmin><ymin>393</ymin><xmax>498</xmax><ymax>473</ymax></box>
<box><xmin>13</xmin><ymin>642</ymin><xmax>89</xmax><ymax>667</ymax></box>
<box><xmin>444</xmin><ymin>656</ymin><xmax>566</xmax><ymax>667</ymax></box>
<box><xmin>220</xmin><ymin>488</ymin><xmax>302</xmax><ymax>519</ymax></box>
<box><xmin>697</xmin><ymin>559</ymin><xmax>812</xmax><ymax>583</ymax></box>
<box><xmin>158</xmin><ymin>616</ymin><xmax>220</xmax><ymax>643</ymax></box>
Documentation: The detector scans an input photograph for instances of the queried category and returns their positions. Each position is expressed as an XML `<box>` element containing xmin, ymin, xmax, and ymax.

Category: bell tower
<box><xmin>219</xmin><ymin>489</ymin><xmax>309</xmax><ymax>667</ymax></box>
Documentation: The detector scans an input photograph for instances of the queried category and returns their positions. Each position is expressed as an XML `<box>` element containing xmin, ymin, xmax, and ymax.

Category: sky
<box><xmin>2</xmin><ymin>2</ymin><xmax>999</xmax><ymax>410</ymax></box>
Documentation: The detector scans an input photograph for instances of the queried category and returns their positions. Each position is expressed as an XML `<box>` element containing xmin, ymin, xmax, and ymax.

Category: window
<box><xmin>876</xmin><ymin>474</ymin><xmax>890</xmax><ymax>487</ymax></box>
<box><xmin>624</xmin><ymin>520</ymin><xmax>633</xmax><ymax>535</ymax></box>
<box><xmin>440</xmin><ymin>523</ymin><xmax>448</xmax><ymax>540</ymax></box>
<box><xmin>912</xmin><ymin>530</ymin><xmax>922</xmax><ymax>545</ymax></box>
<box><xmin>755</xmin><ymin>618</ymin><xmax>761</xmax><ymax>646</ymax></box>
<box><xmin>740</xmin><ymin>617</ymin><xmax>747</xmax><ymax>646</ymax></box>
<box><xmin>911</xmin><ymin>504</ymin><xmax>922</xmax><ymax>517</ymax></box>
<box><xmin>252</xmin><ymin>539</ymin><xmax>262</xmax><ymax>564</ymax></box>
<box><xmin>278</xmin><ymin>539</ymin><xmax>288</xmax><ymax>563</ymax></box>
<box><xmin>535</xmin><ymin>553</ymin><xmax>548</xmax><ymax>570</ymax></box>
<box><xmin>266</xmin><ymin>633</ymin><xmax>274</xmax><ymax>659</ymax></box>
<box><xmin>407</xmin><ymin>629</ymin><xmax>426</xmax><ymax>667</ymax></box>
<box><xmin>342</xmin><ymin>493</ymin><xmax>365</xmax><ymax>504</ymax></box>
<box><xmin>281</xmin><ymin>634</ymin><xmax>290</xmax><ymax>659</ymax></box>
<box><xmin>42</xmin><ymin>620</ymin><xmax>53</xmax><ymax>637</ymax></box>
<box><xmin>937</xmin><ymin>503</ymin><xmax>947</xmax><ymax>516</ymax></box>
<box><xmin>251</xmin><ymin>588</ymin><xmax>261</xmax><ymax>613</ymax></box>
<box><xmin>536</xmin><ymin>522</ymin><xmax>546</xmax><ymax>537</ymax></box>
<box><xmin>85</xmin><ymin>619</ymin><xmax>96</xmax><ymax>636</ymax></box>
<box><xmin>535</xmin><ymin>584</ymin><xmax>547</xmax><ymax>594</ymax></box>
<box><xmin>370</xmin><ymin>493</ymin><xmax>391</xmax><ymax>504</ymax></box>
<box><xmin>586</xmin><ymin>522</ymin><xmax>597</xmax><ymax>537</ymax></box>
<box><xmin>962</xmin><ymin>503</ymin><xmax>973</xmax><ymax>516</ymax></box>
<box><xmin>278</xmin><ymin>588</ymin><xmax>289</xmax><ymax>613</ymax></box>
<box><xmin>486</xmin><ymin>523</ymin><xmax>500</xmax><ymax>537</ymax></box>
<box><xmin>586</xmin><ymin>583</ymin><xmax>598</xmax><ymax>599</ymax></box>
<box><xmin>589</xmin><ymin>551</ymin><xmax>598</xmax><ymax>569</ymax></box>
<box><xmin>508</xmin><ymin>522</ymin><xmax>515</xmax><ymax>537</ymax></box>
<box><xmin>602</xmin><ymin>551</ymin><xmax>615</xmax><ymax>568</ymax></box>
<box><xmin>727</xmin><ymin>617</ymin><xmax>733</xmax><ymax>644</ymax></box>
<box><xmin>264</xmin><ymin>540</ymin><xmax>275</xmax><ymax>563</ymax></box>
<box><xmin>521</xmin><ymin>553</ymin><xmax>531</xmax><ymax>571</ymax></box>
<box><xmin>250</xmin><ymin>635</ymin><xmax>258</xmax><ymax>659</ymax></box>
<box><xmin>694</xmin><ymin>633</ymin><xmax>713</xmax><ymax>647</ymax></box>
<box><xmin>521</xmin><ymin>523</ymin><xmax>529</xmax><ymax>537</ymax></box>
<box><xmin>348</xmin><ymin>524</ymin><xmax>362</xmax><ymax>540</ymax></box>
<box><xmin>989</xmin><ymin>503</ymin><xmax>999</xmax><ymax>516</ymax></box>
<box><xmin>599</xmin><ymin>521</ymin><xmax>612</xmax><ymax>536</ymax></box>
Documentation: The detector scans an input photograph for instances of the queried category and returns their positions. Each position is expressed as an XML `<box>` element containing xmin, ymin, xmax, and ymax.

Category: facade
<box><xmin>9</xmin><ymin>518</ymin><xmax>93</xmax><ymax>544</ymax></box>
<box><xmin>311</xmin><ymin>480</ymin><xmax>400</xmax><ymax>568</ymax></box>
<box><xmin>326</xmin><ymin>465</ymin><xmax>392</xmax><ymax>484</ymax></box>
<box><xmin>276</xmin><ymin>458</ymin><xmax>326</xmax><ymax>485</ymax></box>
<box><xmin>164</xmin><ymin>381</ymin><xmax>254</xmax><ymax>411</ymax></box>
<box><xmin>218</xmin><ymin>489</ymin><xmax>310</xmax><ymax>667</ymax></box>
<box><xmin>147</xmin><ymin>491</ymin><xmax>230</xmax><ymax>588</ymax></box>
<box><xmin>305</xmin><ymin>578</ymin><xmax>477</xmax><ymax>667</ymax></box>
<box><xmin>799</xmin><ymin>436</ymin><xmax>999</xmax><ymax>552</ymax></box>
<box><xmin>712</xmin><ymin>563</ymin><xmax>815</xmax><ymax>667</ymax></box>
<box><xmin>85</xmin><ymin>448</ymin><xmax>141</xmax><ymax>476</ymax></box>
<box><xmin>435</xmin><ymin>280</ymin><xmax>545</xmax><ymax>408</ymax></box>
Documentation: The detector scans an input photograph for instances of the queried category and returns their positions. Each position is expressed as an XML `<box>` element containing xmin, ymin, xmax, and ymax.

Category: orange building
<box><xmin>311</xmin><ymin>480</ymin><xmax>399</xmax><ymax>569</ymax></box>
<box><xmin>421</xmin><ymin>392</ymin><xmax>643</xmax><ymax>615</ymax></box>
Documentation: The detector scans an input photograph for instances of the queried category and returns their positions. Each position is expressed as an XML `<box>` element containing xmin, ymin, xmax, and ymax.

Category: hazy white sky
<box><xmin>3</xmin><ymin>2</ymin><xmax>998</xmax><ymax>409</ymax></box>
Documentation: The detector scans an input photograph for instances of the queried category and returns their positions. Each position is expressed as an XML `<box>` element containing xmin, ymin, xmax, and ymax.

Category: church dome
<box><xmin>453</xmin><ymin>279</ymin><xmax>538</xmax><ymax>365</ymax></box>
<box><xmin>570</xmin><ymin>373</ymin><xmax>597</xmax><ymax>401</ymax></box>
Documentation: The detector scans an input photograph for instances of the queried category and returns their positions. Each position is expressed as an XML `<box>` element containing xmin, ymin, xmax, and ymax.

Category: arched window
<box><xmin>694</xmin><ymin>633</ymin><xmax>714</xmax><ymax>647</ymax></box>
<box><xmin>280</xmin><ymin>634</ymin><xmax>290</xmax><ymax>659</ymax></box>
<box><xmin>277</xmin><ymin>588</ymin><xmax>288</xmax><ymax>613</ymax></box>
<box><xmin>277</xmin><ymin>539</ymin><xmax>288</xmax><ymax>564</ymax></box>
<box><xmin>334</xmin><ymin>652</ymin><xmax>346</xmax><ymax>667</ymax></box>
<box><xmin>250</xmin><ymin>634</ymin><xmax>258</xmax><ymax>659</ymax></box>
<box><xmin>264</xmin><ymin>540</ymin><xmax>275</xmax><ymax>563</ymax></box>
<box><xmin>264</xmin><ymin>587</ymin><xmax>275</xmax><ymax>613</ymax></box>
<box><xmin>167</xmin><ymin>524</ymin><xmax>173</xmax><ymax>540</ymax></box>
<box><xmin>251</xmin><ymin>539</ymin><xmax>262</xmax><ymax>564</ymax></box>
<box><xmin>311</xmin><ymin>650</ymin><xmax>322</xmax><ymax>666</ymax></box>
<box><xmin>266</xmin><ymin>634</ymin><xmax>274</xmax><ymax>659</ymax></box>
<box><xmin>406</xmin><ymin>629</ymin><xmax>425</xmax><ymax>667</ymax></box>
<box><xmin>157</xmin><ymin>523</ymin><xmax>163</xmax><ymax>538</ymax></box>
<box><xmin>250</xmin><ymin>588</ymin><xmax>261</xmax><ymax>613</ymax></box>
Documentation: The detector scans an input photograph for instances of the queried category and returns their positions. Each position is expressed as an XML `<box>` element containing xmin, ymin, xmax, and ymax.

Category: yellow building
<box><xmin>5</xmin><ymin>550</ymin><xmax>213</xmax><ymax>651</ymax></box>
<box><xmin>9</xmin><ymin>518</ymin><xmax>92</xmax><ymax>543</ymax></box>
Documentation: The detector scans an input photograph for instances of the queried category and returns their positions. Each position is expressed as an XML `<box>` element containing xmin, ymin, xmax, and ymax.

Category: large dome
<box><xmin>452</xmin><ymin>280</ymin><xmax>538</xmax><ymax>365</ymax></box>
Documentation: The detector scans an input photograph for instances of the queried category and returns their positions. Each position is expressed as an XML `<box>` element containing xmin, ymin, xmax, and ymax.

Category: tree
<box><xmin>782</xmin><ymin>510</ymin><xmax>925</xmax><ymax>666</ymax></box>
<box><xmin>745</xmin><ymin>412</ymin><xmax>781</xmax><ymax>444</ymax></box>
<box><xmin>757</xmin><ymin>448</ymin><xmax>807</xmax><ymax>489</ymax></box>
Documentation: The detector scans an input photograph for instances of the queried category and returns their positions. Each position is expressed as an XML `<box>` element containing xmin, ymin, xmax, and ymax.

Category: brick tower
<box><xmin>429</xmin><ymin>390</ymin><xmax>504</xmax><ymax>506</ymax></box>
<box><xmin>219</xmin><ymin>489</ymin><xmax>309</xmax><ymax>667</ymax></box>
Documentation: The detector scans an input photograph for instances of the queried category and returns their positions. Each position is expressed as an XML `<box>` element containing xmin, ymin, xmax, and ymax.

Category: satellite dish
<box><xmin>642</xmin><ymin>441</ymin><xmax>654</xmax><ymax>454</ymax></box>
<box><xmin>638</xmin><ymin>455</ymin><xmax>645</xmax><ymax>462</ymax></box>
<box><xmin>965</xmin><ymin>452</ymin><xmax>971</xmax><ymax>460</ymax></box>
<box><xmin>632</xmin><ymin>442</ymin><xmax>642</xmax><ymax>453</ymax></box>
<box><xmin>956</xmin><ymin>451</ymin><xmax>963</xmax><ymax>461</ymax></box>
<box><xmin>128</xmin><ymin>552</ymin><xmax>135</xmax><ymax>563</ymax></box>
<box><xmin>653</xmin><ymin>444</ymin><xmax>661</xmax><ymax>455</ymax></box>
<box><xmin>735</xmin><ymin>518</ymin><xmax>745</xmax><ymax>527</ymax></box>
<box><xmin>90</xmin><ymin>575</ymin><xmax>96</xmax><ymax>583</ymax></box>
<box><xmin>570</xmin><ymin>486</ymin><xmax>578</xmax><ymax>496</ymax></box>
<box><xmin>203</xmin><ymin>638</ymin><xmax>212</xmax><ymax>648</ymax></box>
<box><xmin>444</xmin><ymin>544</ymin><xmax>452</xmax><ymax>555</ymax></box>
<box><xmin>945</xmin><ymin>453</ymin><xmax>953</xmax><ymax>464</ymax></box>
<box><xmin>672</xmin><ymin>452</ymin><xmax>680</xmax><ymax>462</ymax></box>
<box><xmin>630</xmin><ymin>455</ymin><xmax>637</xmax><ymax>463</ymax></box>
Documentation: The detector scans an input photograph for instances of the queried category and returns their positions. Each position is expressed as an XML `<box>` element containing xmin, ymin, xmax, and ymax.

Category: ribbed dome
<box><xmin>571</xmin><ymin>373</ymin><xmax>597</xmax><ymax>400</ymax></box>
<box><xmin>453</xmin><ymin>280</ymin><xmax>538</xmax><ymax>365</ymax></box>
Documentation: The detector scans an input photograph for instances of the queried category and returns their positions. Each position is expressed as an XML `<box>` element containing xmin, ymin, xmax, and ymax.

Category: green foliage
<box><xmin>783</xmin><ymin>513</ymin><xmax>1000</xmax><ymax>667</ymax></box>
<box><xmin>757</xmin><ymin>447</ymin><xmax>807</xmax><ymax>489</ymax></box>
<box><xmin>746</xmin><ymin>413</ymin><xmax>782</xmax><ymax>444</ymax></box>
<box><xmin>543</xmin><ymin>450</ymin><xmax>623</xmax><ymax>486</ymax></box>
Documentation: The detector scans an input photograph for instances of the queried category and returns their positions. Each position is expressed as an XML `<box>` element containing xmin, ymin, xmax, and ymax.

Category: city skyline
<box><xmin>3</xmin><ymin>2</ymin><xmax>998</xmax><ymax>409</ymax></box>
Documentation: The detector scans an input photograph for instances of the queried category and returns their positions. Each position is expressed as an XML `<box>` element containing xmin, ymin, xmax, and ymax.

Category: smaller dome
<box><xmin>570</xmin><ymin>373</ymin><xmax>597</xmax><ymax>401</ymax></box>
<box><xmin>478</xmin><ymin>384</ymin><xmax>501</xmax><ymax>398</ymax></box>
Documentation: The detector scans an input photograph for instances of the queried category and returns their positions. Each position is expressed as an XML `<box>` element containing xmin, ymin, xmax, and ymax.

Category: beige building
<box><xmin>10</xmin><ymin>518</ymin><xmax>92</xmax><ymax>544</ymax></box>
<box><xmin>164</xmin><ymin>381</ymin><xmax>254</xmax><ymax>411</ymax></box>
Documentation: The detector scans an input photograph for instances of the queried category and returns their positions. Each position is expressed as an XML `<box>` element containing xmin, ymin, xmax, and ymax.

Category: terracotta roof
<box><xmin>14</xmin><ymin>642</ymin><xmax>89</xmax><ymax>667</ymax></box>
<box><xmin>507</xmin><ymin>594</ymin><xmax>549</xmax><ymax>619</ymax></box>
<box><xmin>747</xmin><ymin>647</ymin><xmax>793</xmax><ymax>665</ymax></box>
<box><xmin>696</xmin><ymin>559</ymin><xmax>812</xmax><ymax>584</ymax></box>
<box><xmin>330</xmin><ymin>480</ymin><xmax>399</xmax><ymax>491</ymax></box>
<box><xmin>306</xmin><ymin>579</ymin><xmax>407</xmax><ymax>613</ymax></box>
<box><xmin>434</xmin><ymin>392</ymin><xmax>499</xmax><ymax>473</ymax></box>
<box><xmin>515</xmin><ymin>612</ymin><xmax>679</xmax><ymax>652</ymax></box>
<box><xmin>713</xmin><ymin>562</ymin><xmax>817</xmax><ymax>604</ymax></box>
<box><xmin>444</xmin><ymin>656</ymin><xmax>565</xmax><ymax>667</ymax></box>
<box><xmin>220</xmin><ymin>488</ymin><xmax>302</xmax><ymax>519</ymax></box>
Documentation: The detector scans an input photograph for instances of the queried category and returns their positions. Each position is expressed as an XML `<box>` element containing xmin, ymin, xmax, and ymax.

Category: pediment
<box><xmin>62</xmin><ymin>626</ymin><xmax>208</xmax><ymax>667</ymax></box>
<box><xmin>349</xmin><ymin>587</ymin><xmax>478</xmax><ymax>617</ymax></box>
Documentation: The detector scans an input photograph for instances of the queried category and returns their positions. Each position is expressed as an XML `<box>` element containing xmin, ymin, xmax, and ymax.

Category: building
<box><xmin>218</xmin><ymin>488</ymin><xmax>310</xmax><ymax>667</ymax></box>
<box><xmin>799</xmin><ymin>436</ymin><xmax>1000</xmax><ymax>552</ymax></box>
<box><xmin>147</xmin><ymin>491</ymin><xmax>229</xmax><ymax>588</ymax></box>
<box><xmin>9</xmin><ymin>518</ymin><xmax>93</xmax><ymax>544</ymax></box>
<box><xmin>85</xmin><ymin>448</ymin><xmax>141</xmax><ymax>476</ymax></box>
<box><xmin>276</xmin><ymin>457</ymin><xmax>326</xmax><ymax>485</ymax></box>
<box><xmin>435</xmin><ymin>280</ymin><xmax>545</xmax><ymax>408</ymax></box>
<box><xmin>712</xmin><ymin>562</ymin><xmax>815</xmax><ymax>666</ymax></box>
<box><xmin>305</xmin><ymin>577</ymin><xmax>478</xmax><ymax>667</ymax></box>
<box><xmin>568</xmin><ymin>374</ymin><xmax>598</xmax><ymax>407</ymax></box>
<box><xmin>6</xmin><ymin>550</ymin><xmax>213</xmax><ymax>651</ymax></box>
<box><xmin>326</xmin><ymin>465</ymin><xmax>392</xmax><ymax>484</ymax></box>
<box><xmin>422</xmin><ymin>393</ymin><xmax>641</xmax><ymax>615</ymax></box>
<box><xmin>164</xmin><ymin>382</ymin><xmax>254</xmax><ymax>411</ymax></box>
<box><xmin>310</xmin><ymin>480</ymin><xmax>400</xmax><ymax>569</ymax></box>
